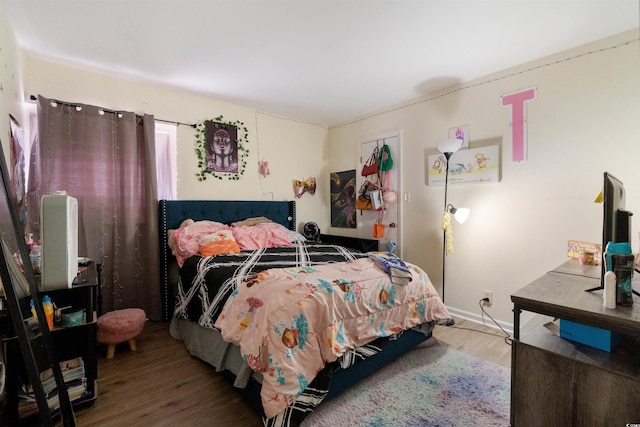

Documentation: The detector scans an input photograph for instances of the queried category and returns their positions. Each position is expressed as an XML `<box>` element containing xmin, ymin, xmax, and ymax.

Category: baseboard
<box><xmin>445</xmin><ymin>305</ymin><xmax>514</xmax><ymax>336</ymax></box>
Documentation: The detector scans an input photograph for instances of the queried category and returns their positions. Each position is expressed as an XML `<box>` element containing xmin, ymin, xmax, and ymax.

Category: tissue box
<box><xmin>559</xmin><ymin>319</ymin><xmax>619</xmax><ymax>352</ymax></box>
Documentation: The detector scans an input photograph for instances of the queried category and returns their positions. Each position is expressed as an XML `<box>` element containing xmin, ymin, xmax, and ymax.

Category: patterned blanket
<box><xmin>174</xmin><ymin>243</ymin><xmax>449</xmax><ymax>425</ymax></box>
<box><xmin>216</xmin><ymin>258</ymin><xmax>449</xmax><ymax>418</ymax></box>
<box><xmin>174</xmin><ymin>243</ymin><xmax>369</xmax><ymax>327</ymax></box>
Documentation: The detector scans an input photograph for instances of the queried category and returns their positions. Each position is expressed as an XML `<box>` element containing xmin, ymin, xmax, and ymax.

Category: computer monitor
<box><xmin>603</xmin><ymin>172</ymin><xmax>631</xmax><ymax>246</ymax></box>
<box><xmin>590</xmin><ymin>172</ymin><xmax>633</xmax><ymax>292</ymax></box>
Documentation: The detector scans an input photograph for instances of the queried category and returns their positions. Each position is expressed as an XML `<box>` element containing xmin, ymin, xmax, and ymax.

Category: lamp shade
<box><xmin>453</xmin><ymin>207</ymin><xmax>470</xmax><ymax>224</ymax></box>
<box><xmin>436</xmin><ymin>138</ymin><xmax>463</xmax><ymax>154</ymax></box>
<box><xmin>448</xmin><ymin>205</ymin><xmax>470</xmax><ymax>224</ymax></box>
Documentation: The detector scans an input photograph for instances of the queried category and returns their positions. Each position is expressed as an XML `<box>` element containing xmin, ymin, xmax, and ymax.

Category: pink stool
<box><xmin>97</xmin><ymin>308</ymin><xmax>146</xmax><ymax>359</ymax></box>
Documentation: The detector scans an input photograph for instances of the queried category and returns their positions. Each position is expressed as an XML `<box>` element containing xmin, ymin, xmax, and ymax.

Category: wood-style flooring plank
<box><xmin>72</xmin><ymin>321</ymin><xmax>263</xmax><ymax>427</ymax></box>
<box><xmin>53</xmin><ymin>317</ymin><xmax>511</xmax><ymax>426</ymax></box>
<box><xmin>432</xmin><ymin>318</ymin><xmax>512</xmax><ymax>367</ymax></box>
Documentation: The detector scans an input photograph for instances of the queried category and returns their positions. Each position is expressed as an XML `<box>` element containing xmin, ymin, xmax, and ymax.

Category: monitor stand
<box><xmin>587</xmin><ymin>243</ymin><xmax>640</xmax><ymax>296</ymax></box>
<box><xmin>586</xmin><ymin>277</ymin><xmax>640</xmax><ymax>297</ymax></box>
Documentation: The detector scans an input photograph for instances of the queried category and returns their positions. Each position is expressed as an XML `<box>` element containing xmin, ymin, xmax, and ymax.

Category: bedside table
<box><xmin>319</xmin><ymin>234</ymin><xmax>379</xmax><ymax>252</ymax></box>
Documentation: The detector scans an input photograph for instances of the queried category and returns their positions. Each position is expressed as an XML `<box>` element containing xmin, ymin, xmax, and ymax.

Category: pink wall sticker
<box><xmin>501</xmin><ymin>87</ymin><xmax>537</xmax><ymax>162</ymax></box>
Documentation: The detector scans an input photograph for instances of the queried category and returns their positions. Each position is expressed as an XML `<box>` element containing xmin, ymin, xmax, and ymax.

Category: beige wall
<box><xmin>0</xmin><ymin>3</ymin><xmax>25</xmax><ymax>159</ymax></box>
<box><xmin>328</xmin><ymin>29</ymin><xmax>640</xmax><ymax>327</ymax></box>
<box><xmin>20</xmin><ymin>57</ymin><xmax>330</xmax><ymax>234</ymax></box>
<box><xmin>4</xmin><ymin>0</ymin><xmax>639</xmax><ymax>327</ymax></box>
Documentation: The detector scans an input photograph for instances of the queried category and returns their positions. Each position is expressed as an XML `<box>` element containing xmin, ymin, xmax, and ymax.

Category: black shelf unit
<box><xmin>1</xmin><ymin>266</ymin><xmax>98</xmax><ymax>425</ymax></box>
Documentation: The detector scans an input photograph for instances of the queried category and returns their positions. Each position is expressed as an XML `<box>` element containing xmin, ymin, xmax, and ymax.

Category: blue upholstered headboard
<box><xmin>158</xmin><ymin>199</ymin><xmax>296</xmax><ymax>320</ymax></box>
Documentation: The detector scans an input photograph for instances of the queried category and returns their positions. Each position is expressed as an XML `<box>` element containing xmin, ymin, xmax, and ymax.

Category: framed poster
<box><xmin>206</xmin><ymin>122</ymin><xmax>238</xmax><ymax>173</ymax></box>
<box><xmin>195</xmin><ymin>116</ymin><xmax>249</xmax><ymax>181</ymax></box>
<box><xmin>428</xmin><ymin>145</ymin><xmax>500</xmax><ymax>186</ymax></box>
<box><xmin>330</xmin><ymin>170</ymin><xmax>356</xmax><ymax>228</ymax></box>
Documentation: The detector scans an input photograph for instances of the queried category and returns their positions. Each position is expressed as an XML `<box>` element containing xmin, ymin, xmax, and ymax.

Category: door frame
<box><xmin>358</xmin><ymin>130</ymin><xmax>402</xmax><ymax>257</ymax></box>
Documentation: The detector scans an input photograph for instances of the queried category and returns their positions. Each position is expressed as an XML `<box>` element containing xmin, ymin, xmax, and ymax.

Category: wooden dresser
<box><xmin>510</xmin><ymin>259</ymin><xmax>640</xmax><ymax>426</ymax></box>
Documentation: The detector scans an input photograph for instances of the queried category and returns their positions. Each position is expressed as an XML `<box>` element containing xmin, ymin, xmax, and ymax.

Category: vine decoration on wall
<box><xmin>195</xmin><ymin>116</ymin><xmax>249</xmax><ymax>181</ymax></box>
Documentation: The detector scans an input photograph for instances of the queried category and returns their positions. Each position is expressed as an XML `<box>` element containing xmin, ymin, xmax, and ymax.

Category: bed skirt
<box><xmin>170</xmin><ymin>316</ymin><xmax>433</xmax><ymax>421</ymax></box>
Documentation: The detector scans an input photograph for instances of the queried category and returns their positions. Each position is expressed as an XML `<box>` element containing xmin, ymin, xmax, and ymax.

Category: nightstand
<box><xmin>319</xmin><ymin>234</ymin><xmax>379</xmax><ymax>252</ymax></box>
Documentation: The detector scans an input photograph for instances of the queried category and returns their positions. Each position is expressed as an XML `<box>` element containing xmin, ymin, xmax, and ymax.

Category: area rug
<box><xmin>302</xmin><ymin>340</ymin><xmax>510</xmax><ymax>427</ymax></box>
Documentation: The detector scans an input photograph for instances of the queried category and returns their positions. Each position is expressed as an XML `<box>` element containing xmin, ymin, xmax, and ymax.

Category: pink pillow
<box><xmin>172</xmin><ymin>221</ymin><xmax>230</xmax><ymax>266</ymax></box>
<box><xmin>232</xmin><ymin>223</ymin><xmax>294</xmax><ymax>251</ymax></box>
<box><xmin>199</xmin><ymin>230</ymin><xmax>241</xmax><ymax>257</ymax></box>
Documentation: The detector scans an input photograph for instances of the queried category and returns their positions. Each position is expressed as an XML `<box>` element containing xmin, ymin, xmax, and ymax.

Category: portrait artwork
<box><xmin>205</xmin><ymin>122</ymin><xmax>239</xmax><ymax>173</ymax></box>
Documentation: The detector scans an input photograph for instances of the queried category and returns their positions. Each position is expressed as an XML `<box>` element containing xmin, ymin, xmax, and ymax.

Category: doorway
<box><xmin>358</xmin><ymin>131</ymin><xmax>401</xmax><ymax>256</ymax></box>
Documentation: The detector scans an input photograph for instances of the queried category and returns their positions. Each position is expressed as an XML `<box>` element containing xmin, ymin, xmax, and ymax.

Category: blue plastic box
<box><xmin>559</xmin><ymin>319</ymin><xmax>620</xmax><ymax>352</ymax></box>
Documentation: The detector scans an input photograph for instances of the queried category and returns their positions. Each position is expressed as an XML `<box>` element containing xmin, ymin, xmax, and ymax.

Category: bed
<box><xmin>159</xmin><ymin>200</ymin><xmax>450</xmax><ymax>426</ymax></box>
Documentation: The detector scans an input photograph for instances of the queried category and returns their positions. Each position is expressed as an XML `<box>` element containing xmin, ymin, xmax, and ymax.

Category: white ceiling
<box><xmin>4</xmin><ymin>0</ymin><xmax>639</xmax><ymax>126</ymax></box>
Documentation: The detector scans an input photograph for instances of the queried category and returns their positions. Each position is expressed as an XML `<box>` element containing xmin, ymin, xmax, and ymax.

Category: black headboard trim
<box><xmin>158</xmin><ymin>200</ymin><xmax>296</xmax><ymax>320</ymax></box>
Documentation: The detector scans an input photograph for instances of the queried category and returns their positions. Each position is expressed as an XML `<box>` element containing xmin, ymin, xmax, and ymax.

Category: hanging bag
<box><xmin>377</xmin><ymin>144</ymin><xmax>393</xmax><ymax>172</ymax></box>
<box><xmin>356</xmin><ymin>174</ymin><xmax>383</xmax><ymax>211</ymax></box>
<box><xmin>372</xmin><ymin>210</ymin><xmax>384</xmax><ymax>238</ymax></box>
<box><xmin>365</xmin><ymin>174</ymin><xmax>383</xmax><ymax>210</ymax></box>
<box><xmin>382</xmin><ymin>170</ymin><xmax>397</xmax><ymax>204</ymax></box>
<box><xmin>361</xmin><ymin>146</ymin><xmax>380</xmax><ymax>177</ymax></box>
<box><xmin>356</xmin><ymin>180</ymin><xmax>374</xmax><ymax>210</ymax></box>
<box><xmin>370</xmin><ymin>187</ymin><xmax>383</xmax><ymax>210</ymax></box>
<box><xmin>356</xmin><ymin>194</ymin><xmax>372</xmax><ymax>210</ymax></box>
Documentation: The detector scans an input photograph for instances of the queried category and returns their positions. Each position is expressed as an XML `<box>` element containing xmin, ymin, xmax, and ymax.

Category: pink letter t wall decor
<box><xmin>501</xmin><ymin>87</ymin><xmax>537</xmax><ymax>163</ymax></box>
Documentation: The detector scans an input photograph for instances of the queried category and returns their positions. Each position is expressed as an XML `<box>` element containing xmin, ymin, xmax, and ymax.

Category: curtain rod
<box><xmin>29</xmin><ymin>95</ymin><xmax>196</xmax><ymax>128</ymax></box>
<box><xmin>155</xmin><ymin>118</ymin><xmax>196</xmax><ymax>128</ymax></box>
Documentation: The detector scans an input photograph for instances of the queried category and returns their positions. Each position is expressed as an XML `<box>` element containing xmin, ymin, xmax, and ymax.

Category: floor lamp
<box><xmin>436</xmin><ymin>138</ymin><xmax>469</xmax><ymax>309</ymax></box>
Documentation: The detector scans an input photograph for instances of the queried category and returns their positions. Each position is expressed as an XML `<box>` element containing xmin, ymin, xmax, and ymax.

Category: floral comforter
<box><xmin>214</xmin><ymin>257</ymin><xmax>449</xmax><ymax>419</ymax></box>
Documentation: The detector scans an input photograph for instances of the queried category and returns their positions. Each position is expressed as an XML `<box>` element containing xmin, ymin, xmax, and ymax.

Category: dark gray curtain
<box><xmin>27</xmin><ymin>95</ymin><xmax>161</xmax><ymax>320</ymax></box>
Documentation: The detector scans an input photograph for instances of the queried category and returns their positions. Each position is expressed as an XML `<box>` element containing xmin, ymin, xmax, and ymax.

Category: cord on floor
<box><xmin>479</xmin><ymin>298</ymin><xmax>512</xmax><ymax>345</ymax></box>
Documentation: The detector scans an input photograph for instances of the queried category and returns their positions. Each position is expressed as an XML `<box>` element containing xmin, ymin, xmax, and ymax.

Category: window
<box><xmin>154</xmin><ymin>122</ymin><xmax>177</xmax><ymax>200</ymax></box>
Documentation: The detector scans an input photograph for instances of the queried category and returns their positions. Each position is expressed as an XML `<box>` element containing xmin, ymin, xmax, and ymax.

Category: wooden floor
<box><xmin>433</xmin><ymin>318</ymin><xmax>512</xmax><ymax>368</ymax></box>
<box><xmin>61</xmin><ymin>317</ymin><xmax>511</xmax><ymax>426</ymax></box>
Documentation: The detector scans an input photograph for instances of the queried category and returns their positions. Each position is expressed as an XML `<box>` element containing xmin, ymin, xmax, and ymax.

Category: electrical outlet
<box><xmin>482</xmin><ymin>290</ymin><xmax>493</xmax><ymax>307</ymax></box>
